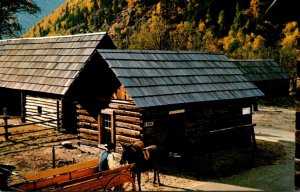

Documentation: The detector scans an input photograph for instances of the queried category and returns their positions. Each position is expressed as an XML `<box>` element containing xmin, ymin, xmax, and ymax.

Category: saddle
<box><xmin>131</xmin><ymin>141</ymin><xmax>157</xmax><ymax>160</ymax></box>
<box><xmin>142</xmin><ymin>145</ymin><xmax>157</xmax><ymax>160</ymax></box>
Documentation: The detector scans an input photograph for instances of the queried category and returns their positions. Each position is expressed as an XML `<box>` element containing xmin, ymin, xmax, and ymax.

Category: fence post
<box><xmin>56</xmin><ymin>101</ymin><xmax>60</xmax><ymax>131</ymax></box>
<box><xmin>3</xmin><ymin>108</ymin><xmax>10</xmax><ymax>141</ymax></box>
<box><xmin>52</xmin><ymin>145</ymin><xmax>56</xmax><ymax>168</ymax></box>
<box><xmin>20</xmin><ymin>92</ymin><xmax>26</xmax><ymax>123</ymax></box>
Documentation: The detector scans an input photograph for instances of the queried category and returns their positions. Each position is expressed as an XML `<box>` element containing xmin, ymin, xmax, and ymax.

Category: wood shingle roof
<box><xmin>98</xmin><ymin>49</ymin><xmax>264</xmax><ymax>108</ymax></box>
<box><xmin>233</xmin><ymin>60</ymin><xmax>290</xmax><ymax>82</ymax></box>
<box><xmin>0</xmin><ymin>32</ymin><xmax>113</xmax><ymax>95</ymax></box>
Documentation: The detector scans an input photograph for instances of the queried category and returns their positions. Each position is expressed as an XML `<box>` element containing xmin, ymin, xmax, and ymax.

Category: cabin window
<box><xmin>100</xmin><ymin>109</ymin><xmax>115</xmax><ymax>145</ymax></box>
<box><xmin>37</xmin><ymin>106</ymin><xmax>42</xmax><ymax>114</ymax></box>
<box><xmin>103</xmin><ymin>114</ymin><xmax>111</xmax><ymax>130</ymax></box>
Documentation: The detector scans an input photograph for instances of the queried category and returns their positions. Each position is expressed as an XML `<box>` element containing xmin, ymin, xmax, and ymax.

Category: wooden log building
<box><xmin>233</xmin><ymin>60</ymin><xmax>291</xmax><ymax>98</ymax></box>
<box><xmin>0</xmin><ymin>32</ymin><xmax>115</xmax><ymax>130</ymax></box>
<box><xmin>90</xmin><ymin>49</ymin><xmax>264</xmax><ymax>154</ymax></box>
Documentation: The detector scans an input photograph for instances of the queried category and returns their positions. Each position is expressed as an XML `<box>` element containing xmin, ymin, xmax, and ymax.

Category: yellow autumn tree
<box><xmin>281</xmin><ymin>21</ymin><xmax>299</xmax><ymax>47</ymax></box>
<box><xmin>279</xmin><ymin>21</ymin><xmax>299</xmax><ymax>86</ymax></box>
<box><xmin>169</xmin><ymin>22</ymin><xmax>193</xmax><ymax>50</ymax></box>
<box><xmin>129</xmin><ymin>15</ymin><xmax>169</xmax><ymax>50</ymax></box>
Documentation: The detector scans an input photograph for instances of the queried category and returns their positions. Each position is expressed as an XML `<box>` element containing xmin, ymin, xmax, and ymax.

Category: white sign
<box><xmin>242</xmin><ymin>107</ymin><xmax>251</xmax><ymax>115</ymax></box>
<box><xmin>144</xmin><ymin>121</ymin><xmax>154</xmax><ymax>127</ymax></box>
<box><xmin>169</xmin><ymin>109</ymin><xmax>185</xmax><ymax>115</ymax></box>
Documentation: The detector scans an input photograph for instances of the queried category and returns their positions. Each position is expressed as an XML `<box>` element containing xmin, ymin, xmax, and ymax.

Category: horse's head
<box><xmin>120</xmin><ymin>141</ymin><xmax>144</xmax><ymax>165</ymax></box>
<box><xmin>120</xmin><ymin>144</ymin><xmax>134</xmax><ymax>165</ymax></box>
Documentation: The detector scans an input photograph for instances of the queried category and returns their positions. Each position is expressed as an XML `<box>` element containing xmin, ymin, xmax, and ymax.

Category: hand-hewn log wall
<box><xmin>25</xmin><ymin>96</ymin><xmax>61</xmax><ymax>128</ymax></box>
<box><xmin>77</xmin><ymin>104</ymin><xmax>98</xmax><ymax>147</ymax></box>
<box><xmin>106</xmin><ymin>100</ymin><xmax>142</xmax><ymax>147</ymax></box>
<box><xmin>76</xmin><ymin>99</ymin><xmax>143</xmax><ymax>148</ymax></box>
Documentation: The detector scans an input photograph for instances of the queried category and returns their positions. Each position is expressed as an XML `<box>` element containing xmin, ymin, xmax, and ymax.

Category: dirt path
<box><xmin>0</xmin><ymin>104</ymin><xmax>295</xmax><ymax>191</ymax></box>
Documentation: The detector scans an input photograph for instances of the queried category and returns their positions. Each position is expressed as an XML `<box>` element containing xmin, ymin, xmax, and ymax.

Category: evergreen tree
<box><xmin>0</xmin><ymin>0</ymin><xmax>40</xmax><ymax>38</ymax></box>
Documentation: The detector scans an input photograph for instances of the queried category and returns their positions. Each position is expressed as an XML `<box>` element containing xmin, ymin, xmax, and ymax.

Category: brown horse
<box><xmin>120</xmin><ymin>141</ymin><xmax>161</xmax><ymax>191</ymax></box>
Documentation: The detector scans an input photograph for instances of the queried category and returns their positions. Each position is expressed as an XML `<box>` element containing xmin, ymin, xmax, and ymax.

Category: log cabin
<box><xmin>79</xmin><ymin>49</ymin><xmax>264</xmax><ymax>155</ymax></box>
<box><xmin>0</xmin><ymin>32</ymin><xmax>116</xmax><ymax>130</ymax></box>
<box><xmin>233</xmin><ymin>60</ymin><xmax>291</xmax><ymax>98</ymax></box>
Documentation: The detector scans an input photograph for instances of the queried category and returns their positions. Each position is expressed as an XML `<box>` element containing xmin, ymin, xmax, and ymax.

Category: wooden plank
<box><xmin>10</xmin><ymin>119</ymin><xmax>57</xmax><ymax>128</ymax></box>
<box><xmin>79</xmin><ymin>133</ymin><xmax>98</xmax><ymax>141</ymax></box>
<box><xmin>77</xmin><ymin>122</ymin><xmax>98</xmax><ymax>130</ymax></box>
<box><xmin>108</xmin><ymin>103</ymin><xmax>139</xmax><ymax>111</ymax></box>
<box><xmin>54</xmin><ymin>172</ymin><xmax>104</xmax><ymax>191</ymax></box>
<box><xmin>116</xmin><ymin>127</ymin><xmax>141</xmax><ymax>137</ymax></box>
<box><xmin>115</xmin><ymin>121</ymin><xmax>142</xmax><ymax>131</ymax></box>
<box><xmin>25</xmin><ymin>115</ymin><xmax>55</xmax><ymax>122</ymax></box>
<box><xmin>116</xmin><ymin>135</ymin><xmax>140</xmax><ymax>144</ymax></box>
<box><xmin>34</xmin><ymin>173</ymin><xmax>71</xmax><ymax>190</ymax></box>
<box><xmin>25</xmin><ymin>158</ymin><xmax>98</xmax><ymax>182</ymax></box>
<box><xmin>18</xmin><ymin>164</ymin><xmax>134</xmax><ymax>191</ymax></box>
<box><xmin>25</xmin><ymin>105</ymin><xmax>57</xmax><ymax>112</ymax></box>
<box><xmin>111</xmin><ymin>111</ymin><xmax>115</xmax><ymax>143</ymax></box>
<box><xmin>116</xmin><ymin>115</ymin><xmax>140</xmax><ymax>124</ymax></box>
<box><xmin>79</xmin><ymin>128</ymin><xmax>98</xmax><ymax>135</ymax></box>
<box><xmin>18</xmin><ymin>168</ymin><xmax>99</xmax><ymax>191</ymax></box>
<box><xmin>58</xmin><ymin>174</ymin><xmax>112</xmax><ymax>191</ymax></box>
<box><xmin>77</xmin><ymin>115</ymin><xmax>97</xmax><ymax>123</ymax></box>
<box><xmin>77</xmin><ymin>109</ymin><xmax>89</xmax><ymax>116</ymax></box>
<box><xmin>114</xmin><ymin>109</ymin><xmax>142</xmax><ymax>117</ymax></box>
<box><xmin>26</xmin><ymin>100</ymin><xmax>57</xmax><ymax>108</ymax></box>
<box><xmin>26</xmin><ymin>96</ymin><xmax>59</xmax><ymax>104</ymax></box>
<box><xmin>10</xmin><ymin>127</ymin><xmax>54</xmax><ymax>136</ymax></box>
<box><xmin>57</xmin><ymin>164</ymin><xmax>134</xmax><ymax>191</ymax></box>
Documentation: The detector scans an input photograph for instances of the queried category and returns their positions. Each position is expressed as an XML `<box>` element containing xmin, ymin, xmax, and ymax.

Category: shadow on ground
<box><xmin>158</xmin><ymin>139</ymin><xmax>288</xmax><ymax>183</ymax></box>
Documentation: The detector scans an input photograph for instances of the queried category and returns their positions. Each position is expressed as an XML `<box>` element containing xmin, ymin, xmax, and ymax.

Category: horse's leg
<box><xmin>157</xmin><ymin>168</ymin><xmax>161</xmax><ymax>186</ymax></box>
<box><xmin>154</xmin><ymin>164</ymin><xmax>161</xmax><ymax>186</ymax></box>
<box><xmin>137</xmin><ymin>171</ymin><xmax>142</xmax><ymax>191</ymax></box>
<box><xmin>153</xmin><ymin>168</ymin><xmax>157</xmax><ymax>184</ymax></box>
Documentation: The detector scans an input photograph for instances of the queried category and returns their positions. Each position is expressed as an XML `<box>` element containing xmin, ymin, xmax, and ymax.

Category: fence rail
<box><xmin>0</xmin><ymin>108</ymin><xmax>61</xmax><ymax>141</ymax></box>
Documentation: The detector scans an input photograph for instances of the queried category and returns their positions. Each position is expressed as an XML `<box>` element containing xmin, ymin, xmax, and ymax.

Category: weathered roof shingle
<box><xmin>98</xmin><ymin>50</ymin><xmax>264</xmax><ymax>108</ymax></box>
<box><xmin>233</xmin><ymin>60</ymin><xmax>290</xmax><ymax>82</ymax></box>
<box><xmin>0</xmin><ymin>32</ymin><xmax>113</xmax><ymax>95</ymax></box>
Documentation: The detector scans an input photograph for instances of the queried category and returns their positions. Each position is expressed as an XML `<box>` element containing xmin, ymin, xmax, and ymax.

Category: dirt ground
<box><xmin>0</xmin><ymin>100</ymin><xmax>295</xmax><ymax>191</ymax></box>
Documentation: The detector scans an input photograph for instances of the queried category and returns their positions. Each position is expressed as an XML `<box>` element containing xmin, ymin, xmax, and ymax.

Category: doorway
<box><xmin>166</xmin><ymin>113</ymin><xmax>185</xmax><ymax>157</ymax></box>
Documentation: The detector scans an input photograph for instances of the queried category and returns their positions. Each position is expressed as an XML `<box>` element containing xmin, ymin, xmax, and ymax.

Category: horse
<box><xmin>120</xmin><ymin>141</ymin><xmax>161</xmax><ymax>191</ymax></box>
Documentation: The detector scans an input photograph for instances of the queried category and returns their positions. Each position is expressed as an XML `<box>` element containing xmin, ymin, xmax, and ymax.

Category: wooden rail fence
<box><xmin>0</xmin><ymin>108</ymin><xmax>61</xmax><ymax>141</ymax></box>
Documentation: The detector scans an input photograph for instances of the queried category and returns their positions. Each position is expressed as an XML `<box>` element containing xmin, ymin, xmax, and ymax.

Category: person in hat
<box><xmin>99</xmin><ymin>143</ymin><xmax>116</xmax><ymax>172</ymax></box>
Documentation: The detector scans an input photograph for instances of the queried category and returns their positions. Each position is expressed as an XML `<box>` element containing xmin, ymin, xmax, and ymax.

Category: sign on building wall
<box><xmin>169</xmin><ymin>109</ymin><xmax>185</xmax><ymax>115</ymax></box>
<box><xmin>242</xmin><ymin>107</ymin><xmax>251</xmax><ymax>115</ymax></box>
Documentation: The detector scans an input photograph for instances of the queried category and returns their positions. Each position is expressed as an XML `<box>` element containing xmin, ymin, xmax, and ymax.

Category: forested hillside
<box><xmin>17</xmin><ymin>0</ymin><xmax>65</xmax><ymax>35</ymax></box>
<box><xmin>23</xmin><ymin>0</ymin><xmax>299</xmax><ymax>81</ymax></box>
